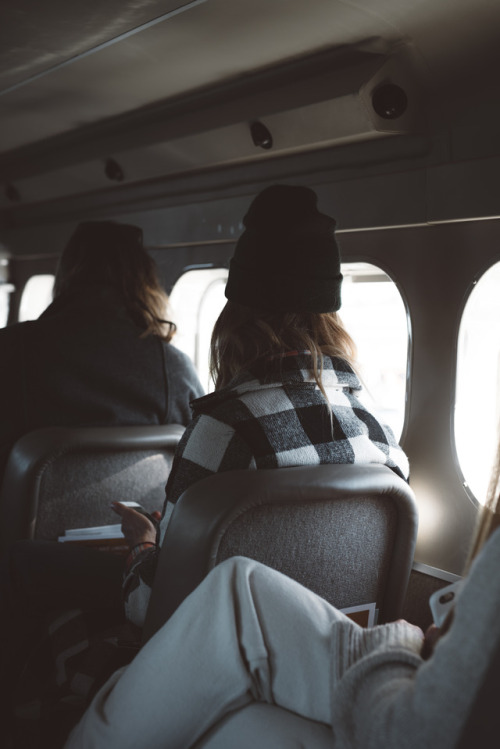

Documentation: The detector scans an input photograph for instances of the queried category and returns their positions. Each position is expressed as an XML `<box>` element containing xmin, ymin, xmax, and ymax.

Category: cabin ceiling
<box><xmin>1</xmin><ymin>0</ymin><xmax>500</xmax><ymax>219</ymax></box>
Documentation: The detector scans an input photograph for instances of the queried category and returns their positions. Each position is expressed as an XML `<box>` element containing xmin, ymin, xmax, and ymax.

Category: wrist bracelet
<box><xmin>128</xmin><ymin>541</ymin><xmax>157</xmax><ymax>557</ymax></box>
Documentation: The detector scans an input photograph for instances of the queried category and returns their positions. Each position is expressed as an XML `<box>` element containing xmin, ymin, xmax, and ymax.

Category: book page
<box><xmin>340</xmin><ymin>602</ymin><xmax>377</xmax><ymax>627</ymax></box>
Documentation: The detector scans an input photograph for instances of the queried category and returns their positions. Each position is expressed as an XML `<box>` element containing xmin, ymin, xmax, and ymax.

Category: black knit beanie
<box><xmin>225</xmin><ymin>184</ymin><xmax>342</xmax><ymax>313</ymax></box>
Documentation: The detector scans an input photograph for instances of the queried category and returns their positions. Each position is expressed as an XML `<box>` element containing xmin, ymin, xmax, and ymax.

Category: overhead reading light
<box><xmin>5</xmin><ymin>183</ymin><xmax>21</xmax><ymax>203</ymax></box>
<box><xmin>250</xmin><ymin>121</ymin><xmax>273</xmax><ymax>150</ymax></box>
<box><xmin>105</xmin><ymin>158</ymin><xmax>125</xmax><ymax>182</ymax></box>
<box><xmin>371</xmin><ymin>84</ymin><xmax>408</xmax><ymax>120</ymax></box>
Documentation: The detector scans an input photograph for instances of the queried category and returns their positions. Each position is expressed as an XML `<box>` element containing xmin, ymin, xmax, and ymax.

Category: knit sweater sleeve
<box><xmin>330</xmin><ymin>529</ymin><xmax>500</xmax><ymax>749</ymax></box>
<box><xmin>327</xmin><ymin>620</ymin><xmax>423</xmax><ymax>748</ymax></box>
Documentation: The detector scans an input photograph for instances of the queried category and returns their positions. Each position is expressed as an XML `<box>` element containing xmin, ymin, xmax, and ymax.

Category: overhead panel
<box><xmin>0</xmin><ymin>50</ymin><xmax>423</xmax><ymax>211</ymax></box>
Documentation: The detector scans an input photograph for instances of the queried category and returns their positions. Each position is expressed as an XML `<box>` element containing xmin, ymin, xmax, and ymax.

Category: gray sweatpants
<box><xmin>66</xmin><ymin>531</ymin><xmax>500</xmax><ymax>749</ymax></box>
<box><xmin>65</xmin><ymin>557</ymin><xmax>343</xmax><ymax>748</ymax></box>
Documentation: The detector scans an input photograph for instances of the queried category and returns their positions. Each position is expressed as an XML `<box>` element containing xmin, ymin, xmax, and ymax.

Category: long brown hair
<box><xmin>209</xmin><ymin>301</ymin><xmax>357</xmax><ymax>397</ymax></box>
<box><xmin>54</xmin><ymin>221</ymin><xmax>175</xmax><ymax>341</ymax></box>
<box><xmin>464</xmin><ymin>438</ymin><xmax>500</xmax><ymax>572</ymax></box>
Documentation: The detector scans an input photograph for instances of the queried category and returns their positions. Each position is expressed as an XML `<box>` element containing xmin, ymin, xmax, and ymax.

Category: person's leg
<box><xmin>1</xmin><ymin>538</ymin><xmax>124</xmax><ymax>654</ymax></box>
<box><xmin>0</xmin><ymin>540</ymin><xmax>125</xmax><ymax>739</ymax></box>
<box><xmin>193</xmin><ymin>703</ymin><xmax>335</xmax><ymax>749</ymax></box>
<box><xmin>66</xmin><ymin>556</ymin><xmax>349</xmax><ymax>749</ymax></box>
<box><xmin>1</xmin><ymin>540</ymin><xmax>124</xmax><ymax>670</ymax></box>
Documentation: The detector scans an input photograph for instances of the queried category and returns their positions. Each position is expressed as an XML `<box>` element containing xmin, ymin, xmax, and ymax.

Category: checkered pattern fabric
<box><xmin>124</xmin><ymin>353</ymin><xmax>409</xmax><ymax>626</ymax></box>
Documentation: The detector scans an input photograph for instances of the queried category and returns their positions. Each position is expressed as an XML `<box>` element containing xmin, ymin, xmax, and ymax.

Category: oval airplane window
<box><xmin>339</xmin><ymin>263</ymin><xmax>408</xmax><ymax>441</ymax></box>
<box><xmin>169</xmin><ymin>268</ymin><xmax>228</xmax><ymax>392</ymax></box>
<box><xmin>0</xmin><ymin>287</ymin><xmax>14</xmax><ymax>327</ymax></box>
<box><xmin>0</xmin><ymin>288</ymin><xmax>14</xmax><ymax>328</ymax></box>
<box><xmin>0</xmin><ymin>258</ymin><xmax>12</xmax><ymax>327</ymax></box>
<box><xmin>455</xmin><ymin>261</ymin><xmax>500</xmax><ymax>504</ymax></box>
<box><xmin>18</xmin><ymin>274</ymin><xmax>55</xmax><ymax>322</ymax></box>
<box><xmin>170</xmin><ymin>262</ymin><xmax>409</xmax><ymax>440</ymax></box>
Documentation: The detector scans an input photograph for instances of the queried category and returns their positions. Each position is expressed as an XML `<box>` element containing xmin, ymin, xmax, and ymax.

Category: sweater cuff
<box><xmin>362</xmin><ymin>620</ymin><xmax>424</xmax><ymax>657</ymax></box>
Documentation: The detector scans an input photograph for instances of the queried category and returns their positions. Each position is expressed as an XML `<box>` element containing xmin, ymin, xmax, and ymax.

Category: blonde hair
<box><xmin>209</xmin><ymin>301</ymin><xmax>357</xmax><ymax>400</ymax></box>
<box><xmin>464</xmin><ymin>439</ymin><xmax>500</xmax><ymax>573</ymax></box>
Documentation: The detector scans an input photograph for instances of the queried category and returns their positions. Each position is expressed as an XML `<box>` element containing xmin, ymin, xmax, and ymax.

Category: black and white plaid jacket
<box><xmin>124</xmin><ymin>353</ymin><xmax>409</xmax><ymax>625</ymax></box>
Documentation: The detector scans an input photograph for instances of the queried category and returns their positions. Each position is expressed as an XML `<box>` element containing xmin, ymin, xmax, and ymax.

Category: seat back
<box><xmin>143</xmin><ymin>464</ymin><xmax>418</xmax><ymax>642</ymax></box>
<box><xmin>0</xmin><ymin>424</ymin><xmax>184</xmax><ymax>553</ymax></box>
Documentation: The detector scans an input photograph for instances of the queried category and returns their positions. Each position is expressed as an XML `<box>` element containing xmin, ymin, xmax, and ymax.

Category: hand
<box><xmin>395</xmin><ymin>618</ymin><xmax>424</xmax><ymax>638</ymax></box>
<box><xmin>111</xmin><ymin>502</ymin><xmax>160</xmax><ymax>548</ymax></box>
<box><xmin>421</xmin><ymin>609</ymin><xmax>454</xmax><ymax>660</ymax></box>
<box><xmin>421</xmin><ymin>624</ymin><xmax>441</xmax><ymax>660</ymax></box>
